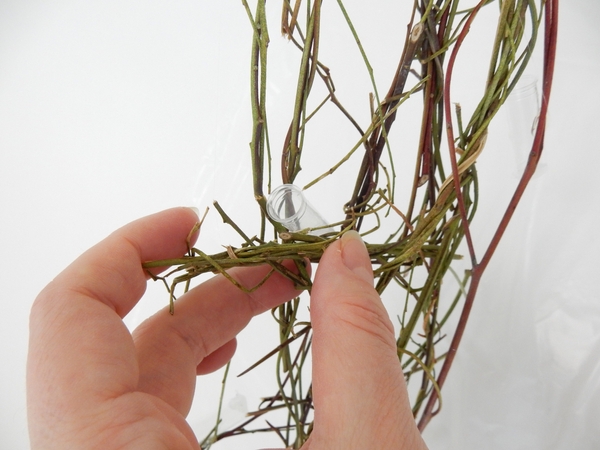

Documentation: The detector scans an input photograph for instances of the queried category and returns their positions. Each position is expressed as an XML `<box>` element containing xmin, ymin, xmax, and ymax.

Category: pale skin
<box><xmin>27</xmin><ymin>207</ymin><xmax>428</xmax><ymax>449</ymax></box>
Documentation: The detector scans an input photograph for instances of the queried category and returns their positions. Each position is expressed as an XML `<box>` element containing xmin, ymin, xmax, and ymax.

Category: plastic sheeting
<box><xmin>1</xmin><ymin>1</ymin><xmax>598</xmax><ymax>449</ymax></box>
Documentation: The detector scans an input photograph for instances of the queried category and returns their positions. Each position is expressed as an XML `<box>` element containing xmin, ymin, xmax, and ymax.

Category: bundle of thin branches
<box><xmin>143</xmin><ymin>0</ymin><xmax>558</xmax><ymax>448</ymax></box>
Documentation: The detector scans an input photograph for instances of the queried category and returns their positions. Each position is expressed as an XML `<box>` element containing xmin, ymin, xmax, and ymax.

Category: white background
<box><xmin>1</xmin><ymin>1</ymin><xmax>599</xmax><ymax>449</ymax></box>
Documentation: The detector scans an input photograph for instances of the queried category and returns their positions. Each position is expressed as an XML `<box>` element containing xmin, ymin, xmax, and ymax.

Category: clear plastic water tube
<box><xmin>266</xmin><ymin>184</ymin><xmax>333</xmax><ymax>236</ymax></box>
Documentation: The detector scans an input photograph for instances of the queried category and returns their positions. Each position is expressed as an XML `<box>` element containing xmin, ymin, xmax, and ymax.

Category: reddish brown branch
<box><xmin>417</xmin><ymin>0</ymin><xmax>559</xmax><ymax>431</ymax></box>
<box><xmin>443</xmin><ymin>0</ymin><xmax>487</xmax><ymax>267</ymax></box>
<box><xmin>345</xmin><ymin>21</ymin><xmax>424</xmax><ymax>229</ymax></box>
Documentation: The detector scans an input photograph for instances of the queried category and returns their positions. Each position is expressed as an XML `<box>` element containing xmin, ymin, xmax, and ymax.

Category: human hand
<box><xmin>27</xmin><ymin>208</ymin><xmax>303</xmax><ymax>449</ymax></box>
<box><xmin>27</xmin><ymin>208</ymin><xmax>427</xmax><ymax>449</ymax></box>
<box><xmin>298</xmin><ymin>231</ymin><xmax>428</xmax><ymax>450</ymax></box>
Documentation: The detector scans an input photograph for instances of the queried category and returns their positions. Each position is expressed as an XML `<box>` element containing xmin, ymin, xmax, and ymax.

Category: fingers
<box><xmin>27</xmin><ymin>208</ymin><xmax>201</xmax><ymax>444</ymax></box>
<box><xmin>133</xmin><ymin>261</ymin><xmax>304</xmax><ymax>416</ymax></box>
<box><xmin>49</xmin><ymin>206</ymin><xmax>201</xmax><ymax>318</ymax></box>
<box><xmin>196</xmin><ymin>338</ymin><xmax>237</xmax><ymax>375</ymax></box>
<box><xmin>27</xmin><ymin>205</ymin><xmax>306</xmax><ymax>448</ymax></box>
<box><xmin>308</xmin><ymin>231</ymin><xmax>427</xmax><ymax>449</ymax></box>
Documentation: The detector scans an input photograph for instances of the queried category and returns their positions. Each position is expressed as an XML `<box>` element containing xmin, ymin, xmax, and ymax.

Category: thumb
<box><xmin>307</xmin><ymin>231</ymin><xmax>426</xmax><ymax>449</ymax></box>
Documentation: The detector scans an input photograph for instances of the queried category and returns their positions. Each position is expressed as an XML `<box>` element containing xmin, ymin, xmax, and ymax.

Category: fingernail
<box><xmin>187</xmin><ymin>206</ymin><xmax>200</xmax><ymax>218</ymax></box>
<box><xmin>341</xmin><ymin>231</ymin><xmax>373</xmax><ymax>285</ymax></box>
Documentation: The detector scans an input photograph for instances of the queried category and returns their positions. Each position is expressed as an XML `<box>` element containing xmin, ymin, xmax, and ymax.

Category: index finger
<box><xmin>52</xmin><ymin>207</ymin><xmax>200</xmax><ymax>318</ymax></box>
<box><xmin>28</xmin><ymin>207</ymin><xmax>199</xmax><ymax>410</ymax></box>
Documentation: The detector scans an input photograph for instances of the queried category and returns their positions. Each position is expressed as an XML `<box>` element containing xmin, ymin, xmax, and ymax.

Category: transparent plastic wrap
<box><xmin>2</xmin><ymin>2</ymin><xmax>598</xmax><ymax>449</ymax></box>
